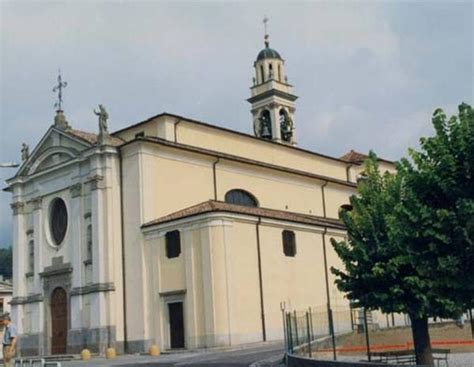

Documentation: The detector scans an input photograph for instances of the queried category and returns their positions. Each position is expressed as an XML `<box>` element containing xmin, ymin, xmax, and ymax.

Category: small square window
<box><xmin>166</xmin><ymin>230</ymin><xmax>181</xmax><ymax>259</ymax></box>
<box><xmin>282</xmin><ymin>230</ymin><xmax>296</xmax><ymax>257</ymax></box>
<box><xmin>135</xmin><ymin>131</ymin><xmax>145</xmax><ymax>138</ymax></box>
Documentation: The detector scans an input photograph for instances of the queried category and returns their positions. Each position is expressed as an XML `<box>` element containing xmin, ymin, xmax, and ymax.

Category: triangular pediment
<box><xmin>16</xmin><ymin>126</ymin><xmax>95</xmax><ymax>177</ymax></box>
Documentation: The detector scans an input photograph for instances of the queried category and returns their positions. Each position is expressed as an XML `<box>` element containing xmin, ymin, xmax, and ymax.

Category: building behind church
<box><xmin>4</xmin><ymin>34</ymin><xmax>394</xmax><ymax>356</ymax></box>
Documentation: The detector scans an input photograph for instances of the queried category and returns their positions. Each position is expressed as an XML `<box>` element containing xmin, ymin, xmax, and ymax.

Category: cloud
<box><xmin>0</xmin><ymin>1</ymin><xmax>472</xmax><ymax>246</ymax></box>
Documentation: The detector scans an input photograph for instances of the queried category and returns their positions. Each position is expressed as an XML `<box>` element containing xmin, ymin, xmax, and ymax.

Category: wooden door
<box><xmin>168</xmin><ymin>302</ymin><xmax>185</xmax><ymax>349</ymax></box>
<box><xmin>51</xmin><ymin>287</ymin><xmax>68</xmax><ymax>354</ymax></box>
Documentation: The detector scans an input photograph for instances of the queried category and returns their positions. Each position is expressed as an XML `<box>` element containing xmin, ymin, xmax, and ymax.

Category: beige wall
<box><xmin>175</xmin><ymin>121</ymin><xmax>349</xmax><ymax>180</ymax></box>
<box><xmin>125</xmin><ymin>141</ymin><xmax>354</xmax><ymax>223</ymax></box>
<box><xmin>117</xmin><ymin>116</ymin><xmax>399</xmax><ymax>350</ymax></box>
<box><xmin>142</xmin><ymin>214</ymin><xmax>351</xmax><ymax>349</ymax></box>
<box><xmin>114</xmin><ymin>116</ymin><xmax>352</xmax><ymax>182</ymax></box>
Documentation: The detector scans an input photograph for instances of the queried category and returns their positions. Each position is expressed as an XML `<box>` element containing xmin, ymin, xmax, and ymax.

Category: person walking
<box><xmin>2</xmin><ymin>313</ymin><xmax>17</xmax><ymax>367</ymax></box>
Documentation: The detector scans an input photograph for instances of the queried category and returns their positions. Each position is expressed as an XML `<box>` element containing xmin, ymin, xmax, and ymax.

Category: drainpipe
<box><xmin>322</xmin><ymin>227</ymin><xmax>336</xmax><ymax>360</ymax></box>
<box><xmin>212</xmin><ymin>158</ymin><xmax>220</xmax><ymax>201</ymax></box>
<box><xmin>174</xmin><ymin>119</ymin><xmax>183</xmax><ymax>143</ymax></box>
<box><xmin>345</xmin><ymin>164</ymin><xmax>353</xmax><ymax>183</ymax></box>
<box><xmin>255</xmin><ymin>217</ymin><xmax>267</xmax><ymax>341</ymax></box>
<box><xmin>321</xmin><ymin>181</ymin><xmax>328</xmax><ymax>218</ymax></box>
<box><xmin>118</xmin><ymin>149</ymin><xmax>128</xmax><ymax>353</ymax></box>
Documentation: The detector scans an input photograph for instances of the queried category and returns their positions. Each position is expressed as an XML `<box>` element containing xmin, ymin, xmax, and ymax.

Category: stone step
<box><xmin>43</xmin><ymin>354</ymin><xmax>76</xmax><ymax>361</ymax></box>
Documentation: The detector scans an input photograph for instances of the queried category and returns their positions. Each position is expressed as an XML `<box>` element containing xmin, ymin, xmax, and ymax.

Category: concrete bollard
<box><xmin>149</xmin><ymin>344</ymin><xmax>160</xmax><ymax>356</ymax></box>
<box><xmin>106</xmin><ymin>347</ymin><xmax>117</xmax><ymax>359</ymax></box>
<box><xmin>80</xmin><ymin>349</ymin><xmax>91</xmax><ymax>360</ymax></box>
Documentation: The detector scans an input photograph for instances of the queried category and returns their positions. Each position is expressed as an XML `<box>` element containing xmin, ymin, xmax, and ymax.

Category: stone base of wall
<box><xmin>126</xmin><ymin>339</ymin><xmax>153</xmax><ymax>354</ymax></box>
<box><xmin>17</xmin><ymin>326</ymin><xmax>122</xmax><ymax>357</ymax></box>
<box><xmin>68</xmin><ymin>326</ymin><xmax>118</xmax><ymax>355</ymax></box>
<box><xmin>18</xmin><ymin>333</ymin><xmax>46</xmax><ymax>357</ymax></box>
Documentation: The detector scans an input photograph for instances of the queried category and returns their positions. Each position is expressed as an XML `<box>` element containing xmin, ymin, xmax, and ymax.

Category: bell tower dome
<box><xmin>248</xmin><ymin>29</ymin><xmax>298</xmax><ymax>145</ymax></box>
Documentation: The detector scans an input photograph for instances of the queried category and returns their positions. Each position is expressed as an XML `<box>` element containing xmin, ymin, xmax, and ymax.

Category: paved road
<box><xmin>323</xmin><ymin>352</ymin><xmax>474</xmax><ymax>367</ymax></box>
<box><xmin>59</xmin><ymin>342</ymin><xmax>284</xmax><ymax>366</ymax></box>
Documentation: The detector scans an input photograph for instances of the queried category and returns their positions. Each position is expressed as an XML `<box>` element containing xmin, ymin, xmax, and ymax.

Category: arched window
<box><xmin>278</xmin><ymin>64</ymin><xmax>282</xmax><ymax>81</ymax></box>
<box><xmin>260</xmin><ymin>65</ymin><xmax>265</xmax><ymax>83</ymax></box>
<box><xmin>225</xmin><ymin>189</ymin><xmax>258</xmax><ymax>207</ymax></box>
<box><xmin>259</xmin><ymin>110</ymin><xmax>272</xmax><ymax>139</ymax></box>
<box><xmin>279</xmin><ymin>109</ymin><xmax>287</xmax><ymax>124</ymax></box>
<box><xmin>279</xmin><ymin>109</ymin><xmax>293</xmax><ymax>142</ymax></box>
<box><xmin>28</xmin><ymin>240</ymin><xmax>34</xmax><ymax>273</ymax></box>
<box><xmin>282</xmin><ymin>230</ymin><xmax>296</xmax><ymax>257</ymax></box>
<box><xmin>269</xmin><ymin>63</ymin><xmax>274</xmax><ymax>79</ymax></box>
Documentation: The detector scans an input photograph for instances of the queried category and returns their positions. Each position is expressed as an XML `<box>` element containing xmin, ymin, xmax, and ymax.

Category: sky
<box><xmin>0</xmin><ymin>0</ymin><xmax>472</xmax><ymax>247</ymax></box>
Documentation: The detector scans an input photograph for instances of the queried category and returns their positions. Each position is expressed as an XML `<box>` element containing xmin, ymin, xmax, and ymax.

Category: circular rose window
<box><xmin>50</xmin><ymin>198</ymin><xmax>68</xmax><ymax>245</ymax></box>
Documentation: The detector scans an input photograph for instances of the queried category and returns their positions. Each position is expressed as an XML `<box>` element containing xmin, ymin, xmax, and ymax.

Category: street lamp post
<box><xmin>0</xmin><ymin>163</ymin><xmax>19</xmax><ymax>168</ymax></box>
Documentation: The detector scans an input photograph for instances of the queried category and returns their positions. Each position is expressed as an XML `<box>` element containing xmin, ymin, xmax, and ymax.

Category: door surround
<box><xmin>40</xmin><ymin>256</ymin><xmax>72</xmax><ymax>355</ymax></box>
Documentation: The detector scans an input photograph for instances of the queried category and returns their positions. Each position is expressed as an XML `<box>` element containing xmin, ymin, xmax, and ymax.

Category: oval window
<box><xmin>50</xmin><ymin>198</ymin><xmax>68</xmax><ymax>245</ymax></box>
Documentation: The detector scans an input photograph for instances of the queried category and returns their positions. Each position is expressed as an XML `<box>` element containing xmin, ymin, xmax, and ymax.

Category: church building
<box><xmin>5</xmin><ymin>33</ymin><xmax>394</xmax><ymax>356</ymax></box>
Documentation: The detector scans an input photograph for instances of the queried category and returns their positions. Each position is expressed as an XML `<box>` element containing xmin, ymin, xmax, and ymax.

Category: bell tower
<box><xmin>248</xmin><ymin>21</ymin><xmax>298</xmax><ymax>145</ymax></box>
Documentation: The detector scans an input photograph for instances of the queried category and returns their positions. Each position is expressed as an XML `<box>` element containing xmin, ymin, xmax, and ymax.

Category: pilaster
<box><xmin>70</xmin><ymin>183</ymin><xmax>83</xmax><ymax>288</ymax></box>
<box><xmin>200</xmin><ymin>226</ymin><xmax>216</xmax><ymax>347</ymax></box>
<box><xmin>183</xmin><ymin>229</ymin><xmax>198</xmax><ymax>348</ymax></box>
<box><xmin>70</xmin><ymin>183</ymin><xmax>84</xmax><ymax>329</ymax></box>
<box><xmin>11</xmin><ymin>198</ymin><xmax>26</xmax><ymax>333</ymax></box>
<box><xmin>88</xmin><ymin>174</ymin><xmax>106</xmax><ymax>285</ymax></box>
<box><xmin>269</xmin><ymin>105</ymin><xmax>282</xmax><ymax>142</ymax></box>
<box><xmin>30</xmin><ymin>196</ymin><xmax>43</xmax><ymax>291</ymax></box>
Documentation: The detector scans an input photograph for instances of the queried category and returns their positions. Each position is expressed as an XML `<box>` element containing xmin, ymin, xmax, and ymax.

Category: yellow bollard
<box><xmin>106</xmin><ymin>347</ymin><xmax>116</xmax><ymax>359</ymax></box>
<box><xmin>80</xmin><ymin>349</ymin><xmax>91</xmax><ymax>360</ymax></box>
<box><xmin>149</xmin><ymin>344</ymin><xmax>160</xmax><ymax>356</ymax></box>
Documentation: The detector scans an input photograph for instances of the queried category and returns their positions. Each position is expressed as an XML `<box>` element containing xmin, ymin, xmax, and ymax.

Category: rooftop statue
<box><xmin>21</xmin><ymin>143</ymin><xmax>29</xmax><ymax>162</ymax></box>
<box><xmin>94</xmin><ymin>104</ymin><xmax>109</xmax><ymax>135</ymax></box>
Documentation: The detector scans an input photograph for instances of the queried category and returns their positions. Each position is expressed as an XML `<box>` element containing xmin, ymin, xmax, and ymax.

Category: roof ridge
<box><xmin>142</xmin><ymin>199</ymin><xmax>344</xmax><ymax>229</ymax></box>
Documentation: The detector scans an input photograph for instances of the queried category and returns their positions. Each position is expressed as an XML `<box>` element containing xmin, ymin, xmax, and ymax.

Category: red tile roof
<box><xmin>339</xmin><ymin>150</ymin><xmax>368</xmax><ymax>163</ymax></box>
<box><xmin>142</xmin><ymin>200</ymin><xmax>345</xmax><ymax>230</ymax></box>
<box><xmin>340</xmin><ymin>150</ymin><xmax>394</xmax><ymax>164</ymax></box>
<box><xmin>68</xmin><ymin>129</ymin><xmax>124</xmax><ymax>146</ymax></box>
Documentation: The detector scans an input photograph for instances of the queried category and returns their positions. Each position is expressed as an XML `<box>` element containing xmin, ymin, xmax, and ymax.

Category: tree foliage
<box><xmin>398</xmin><ymin>103</ymin><xmax>474</xmax><ymax>311</ymax></box>
<box><xmin>330</xmin><ymin>103</ymin><xmax>474</xmax><ymax>365</ymax></box>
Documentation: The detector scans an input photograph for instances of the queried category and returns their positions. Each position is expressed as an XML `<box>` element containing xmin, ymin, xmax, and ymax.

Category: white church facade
<box><xmin>5</xmin><ymin>35</ymin><xmax>394</xmax><ymax>356</ymax></box>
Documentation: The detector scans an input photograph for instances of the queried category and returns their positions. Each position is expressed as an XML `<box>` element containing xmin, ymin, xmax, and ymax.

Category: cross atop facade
<box><xmin>52</xmin><ymin>70</ymin><xmax>67</xmax><ymax>111</ymax></box>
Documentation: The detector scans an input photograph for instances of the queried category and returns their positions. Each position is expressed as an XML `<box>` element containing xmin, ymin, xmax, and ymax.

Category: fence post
<box><xmin>363</xmin><ymin>308</ymin><xmax>371</xmax><ymax>362</ymax></box>
<box><xmin>287</xmin><ymin>312</ymin><xmax>293</xmax><ymax>354</ymax></box>
<box><xmin>350</xmin><ymin>307</ymin><xmax>355</xmax><ymax>331</ymax></box>
<box><xmin>328</xmin><ymin>307</ymin><xmax>337</xmax><ymax>361</ymax></box>
<box><xmin>306</xmin><ymin>311</ymin><xmax>312</xmax><ymax>358</ymax></box>
<box><xmin>281</xmin><ymin>302</ymin><xmax>287</xmax><ymax>351</ymax></box>
<box><xmin>468</xmin><ymin>309</ymin><xmax>474</xmax><ymax>339</ymax></box>
<box><xmin>294</xmin><ymin>310</ymin><xmax>299</xmax><ymax>346</ymax></box>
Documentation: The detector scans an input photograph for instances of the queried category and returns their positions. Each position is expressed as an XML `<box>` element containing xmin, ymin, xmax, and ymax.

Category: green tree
<box><xmin>0</xmin><ymin>246</ymin><xmax>12</xmax><ymax>280</ymax></box>
<box><xmin>331</xmin><ymin>103</ymin><xmax>473</xmax><ymax>366</ymax></box>
<box><xmin>399</xmin><ymin>104</ymin><xmax>474</xmax><ymax>312</ymax></box>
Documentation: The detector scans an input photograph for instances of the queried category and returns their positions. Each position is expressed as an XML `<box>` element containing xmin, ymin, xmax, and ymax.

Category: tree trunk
<box><xmin>410</xmin><ymin>315</ymin><xmax>434</xmax><ymax>366</ymax></box>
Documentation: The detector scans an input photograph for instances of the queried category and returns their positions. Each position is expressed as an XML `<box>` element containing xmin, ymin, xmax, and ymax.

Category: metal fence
<box><xmin>284</xmin><ymin>304</ymin><xmax>474</xmax><ymax>364</ymax></box>
<box><xmin>283</xmin><ymin>305</ymin><xmax>382</xmax><ymax>360</ymax></box>
<box><xmin>14</xmin><ymin>359</ymin><xmax>62</xmax><ymax>367</ymax></box>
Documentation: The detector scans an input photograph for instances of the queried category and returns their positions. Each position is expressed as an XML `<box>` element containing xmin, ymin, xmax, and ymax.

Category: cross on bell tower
<box><xmin>247</xmin><ymin>18</ymin><xmax>298</xmax><ymax>145</ymax></box>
